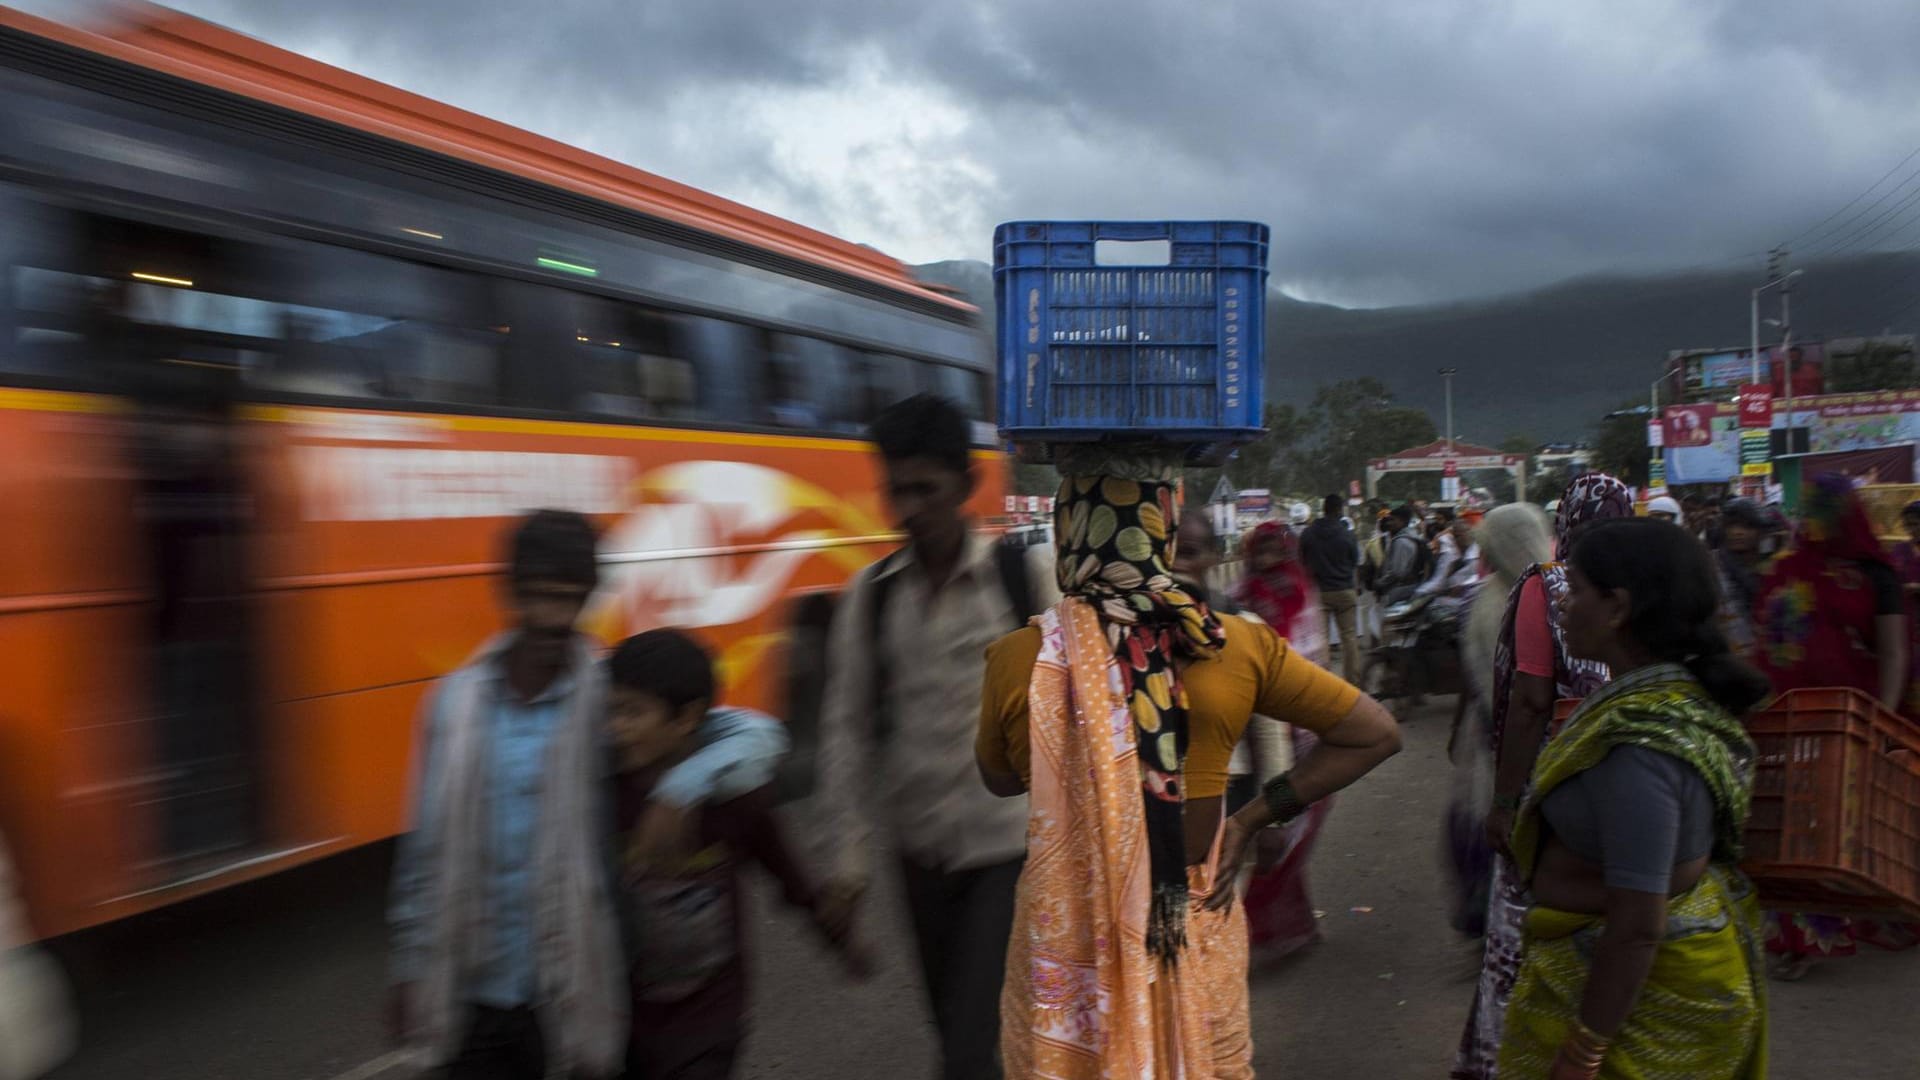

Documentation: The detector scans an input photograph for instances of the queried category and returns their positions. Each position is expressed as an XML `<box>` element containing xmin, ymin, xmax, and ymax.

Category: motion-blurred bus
<box><xmin>0</xmin><ymin>4</ymin><xmax>1000</xmax><ymax>938</ymax></box>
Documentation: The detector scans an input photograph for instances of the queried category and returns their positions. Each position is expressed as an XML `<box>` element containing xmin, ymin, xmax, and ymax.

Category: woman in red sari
<box><xmin>1229</xmin><ymin>521</ymin><xmax>1335</xmax><ymax>967</ymax></box>
<box><xmin>1234</xmin><ymin>521</ymin><xmax>1325</xmax><ymax>664</ymax></box>
<box><xmin>1753</xmin><ymin>474</ymin><xmax>1917</xmax><ymax>975</ymax></box>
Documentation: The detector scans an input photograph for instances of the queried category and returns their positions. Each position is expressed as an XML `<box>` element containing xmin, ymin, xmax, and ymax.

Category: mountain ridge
<box><xmin>914</xmin><ymin>253</ymin><xmax>1920</xmax><ymax>442</ymax></box>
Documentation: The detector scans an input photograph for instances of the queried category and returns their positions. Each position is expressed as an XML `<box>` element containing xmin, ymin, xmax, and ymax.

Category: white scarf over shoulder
<box><xmin>409</xmin><ymin>634</ymin><xmax>626</xmax><ymax>1075</ymax></box>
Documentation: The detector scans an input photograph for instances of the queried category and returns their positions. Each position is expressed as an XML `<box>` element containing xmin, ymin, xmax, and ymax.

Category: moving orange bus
<box><xmin>0</xmin><ymin>4</ymin><xmax>1003</xmax><ymax>939</ymax></box>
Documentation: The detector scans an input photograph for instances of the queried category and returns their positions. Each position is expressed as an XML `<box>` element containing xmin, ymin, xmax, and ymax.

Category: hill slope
<box><xmin>915</xmin><ymin>253</ymin><xmax>1920</xmax><ymax>442</ymax></box>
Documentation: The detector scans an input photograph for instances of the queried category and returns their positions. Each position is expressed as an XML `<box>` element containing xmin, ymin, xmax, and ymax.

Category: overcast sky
<box><xmin>26</xmin><ymin>0</ymin><xmax>1920</xmax><ymax>307</ymax></box>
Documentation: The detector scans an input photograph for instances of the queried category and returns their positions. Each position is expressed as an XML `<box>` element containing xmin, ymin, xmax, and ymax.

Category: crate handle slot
<box><xmin>1094</xmin><ymin>239</ymin><xmax>1173</xmax><ymax>266</ymax></box>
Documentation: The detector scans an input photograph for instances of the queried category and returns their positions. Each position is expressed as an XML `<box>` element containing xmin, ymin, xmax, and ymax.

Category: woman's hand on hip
<box><xmin>1204</xmin><ymin>814</ymin><xmax>1255</xmax><ymax>912</ymax></box>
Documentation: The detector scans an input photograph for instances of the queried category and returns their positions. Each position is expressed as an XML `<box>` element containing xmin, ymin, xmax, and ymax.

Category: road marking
<box><xmin>320</xmin><ymin>1049</ymin><xmax>418</xmax><ymax>1080</ymax></box>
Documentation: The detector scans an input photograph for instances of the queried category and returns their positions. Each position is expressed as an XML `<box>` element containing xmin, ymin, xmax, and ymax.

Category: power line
<box><xmin>1786</xmin><ymin>141</ymin><xmax>1920</xmax><ymax>251</ymax></box>
<box><xmin>1808</xmin><ymin>180</ymin><xmax>1920</xmax><ymax>259</ymax></box>
<box><xmin>1802</xmin><ymin>167</ymin><xmax>1920</xmax><ymax>258</ymax></box>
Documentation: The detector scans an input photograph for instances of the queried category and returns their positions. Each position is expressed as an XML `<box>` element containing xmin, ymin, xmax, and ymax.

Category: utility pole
<box><xmin>1751</xmin><ymin>248</ymin><xmax>1798</xmax><ymax>385</ymax></box>
<box><xmin>1780</xmin><ymin>255</ymin><xmax>1796</xmax><ymax>445</ymax></box>
<box><xmin>1438</xmin><ymin>367</ymin><xmax>1457</xmax><ymax>452</ymax></box>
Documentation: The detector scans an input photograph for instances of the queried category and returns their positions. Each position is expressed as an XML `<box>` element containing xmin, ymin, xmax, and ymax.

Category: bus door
<box><xmin>88</xmin><ymin>214</ymin><xmax>269</xmax><ymax>868</ymax></box>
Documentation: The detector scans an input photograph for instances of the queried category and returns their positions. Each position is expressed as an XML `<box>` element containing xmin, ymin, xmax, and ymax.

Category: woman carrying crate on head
<box><xmin>975</xmin><ymin>460</ymin><xmax>1401</xmax><ymax>1079</ymax></box>
<box><xmin>1496</xmin><ymin>517</ymin><xmax>1770</xmax><ymax>1080</ymax></box>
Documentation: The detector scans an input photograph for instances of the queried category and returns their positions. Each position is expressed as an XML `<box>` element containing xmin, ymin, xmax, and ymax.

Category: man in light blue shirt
<box><xmin>387</xmin><ymin>510</ymin><xmax>784</xmax><ymax>1079</ymax></box>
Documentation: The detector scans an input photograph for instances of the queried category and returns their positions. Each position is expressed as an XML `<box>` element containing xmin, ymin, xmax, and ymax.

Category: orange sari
<box><xmin>1000</xmin><ymin>599</ymin><xmax>1253</xmax><ymax>1080</ymax></box>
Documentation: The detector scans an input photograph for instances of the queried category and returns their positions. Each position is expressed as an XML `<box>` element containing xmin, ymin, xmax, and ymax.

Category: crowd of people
<box><xmin>366</xmin><ymin>390</ymin><xmax>1920</xmax><ymax>1080</ymax></box>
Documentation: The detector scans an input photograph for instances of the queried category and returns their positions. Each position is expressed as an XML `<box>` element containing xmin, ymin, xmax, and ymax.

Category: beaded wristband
<box><xmin>1262</xmin><ymin>772</ymin><xmax>1308</xmax><ymax>826</ymax></box>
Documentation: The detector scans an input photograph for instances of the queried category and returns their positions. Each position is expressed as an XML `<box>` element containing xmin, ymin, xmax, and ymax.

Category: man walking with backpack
<box><xmin>813</xmin><ymin>395</ymin><xmax>1056</xmax><ymax>1080</ymax></box>
<box><xmin>1374</xmin><ymin>504</ymin><xmax>1432</xmax><ymax>605</ymax></box>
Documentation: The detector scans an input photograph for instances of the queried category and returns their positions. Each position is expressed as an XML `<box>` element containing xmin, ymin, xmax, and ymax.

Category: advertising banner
<box><xmin>1698</xmin><ymin>352</ymin><xmax>1752</xmax><ymax>390</ymax></box>
<box><xmin>1738</xmin><ymin>383</ymin><xmax>1773</xmax><ymax>428</ymax></box>
<box><xmin>1668</xmin><ymin>345</ymin><xmax>1827</xmax><ymax>401</ymax></box>
<box><xmin>1765</xmin><ymin>343</ymin><xmax>1826</xmax><ymax>398</ymax></box>
<box><xmin>1663</xmin><ymin>404</ymin><xmax>1717</xmax><ymax>448</ymax></box>
<box><xmin>1740</xmin><ymin>428</ymin><xmax>1772</xmax><ymax>477</ymax></box>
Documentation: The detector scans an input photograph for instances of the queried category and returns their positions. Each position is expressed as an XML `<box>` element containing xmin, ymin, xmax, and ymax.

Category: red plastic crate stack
<box><xmin>1744</xmin><ymin>688</ymin><xmax>1920</xmax><ymax>920</ymax></box>
<box><xmin>1550</xmin><ymin>690</ymin><xmax>1920</xmax><ymax>919</ymax></box>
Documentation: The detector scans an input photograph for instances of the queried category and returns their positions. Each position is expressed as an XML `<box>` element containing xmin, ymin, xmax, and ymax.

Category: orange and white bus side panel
<box><xmin>0</xmin><ymin>393</ymin><xmax>1007</xmax><ymax>937</ymax></box>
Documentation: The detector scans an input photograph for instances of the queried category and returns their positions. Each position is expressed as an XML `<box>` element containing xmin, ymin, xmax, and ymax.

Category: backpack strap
<box><xmin>865</xmin><ymin>550</ymin><xmax>904</xmax><ymax>746</ymax></box>
<box><xmin>867</xmin><ymin>538</ymin><xmax>1034</xmax><ymax>750</ymax></box>
<box><xmin>994</xmin><ymin>535</ymin><xmax>1037</xmax><ymax>628</ymax></box>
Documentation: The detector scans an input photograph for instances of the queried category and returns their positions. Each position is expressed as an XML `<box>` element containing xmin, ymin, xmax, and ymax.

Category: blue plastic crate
<box><xmin>994</xmin><ymin>220</ymin><xmax>1268</xmax><ymax>460</ymax></box>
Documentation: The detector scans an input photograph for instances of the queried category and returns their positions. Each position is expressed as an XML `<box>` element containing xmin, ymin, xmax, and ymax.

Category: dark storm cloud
<box><xmin>35</xmin><ymin>0</ymin><xmax>1920</xmax><ymax>306</ymax></box>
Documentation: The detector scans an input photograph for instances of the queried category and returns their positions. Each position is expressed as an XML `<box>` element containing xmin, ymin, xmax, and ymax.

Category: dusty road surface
<box><xmin>43</xmin><ymin>696</ymin><xmax>1920</xmax><ymax>1079</ymax></box>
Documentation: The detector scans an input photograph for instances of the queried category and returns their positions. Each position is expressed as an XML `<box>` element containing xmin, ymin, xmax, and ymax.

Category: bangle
<box><xmin>1262</xmin><ymin>772</ymin><xmax>1309</xmax><ymax>826</ymax></box>
<box><xmin>1554</xmin><ymin>1044</ymin><xmax>1603</xmax><ymax>1079</ymax></box>
<box><xmin>1492</xmin><ymin>792</ymin><xmax>1523</xmax><ymax>812</ymax></box>
<box><xmin>1557</xmin><ymin>1019</ymin><xmax>1611</xmax><ymax>1074</ymax></box>
<box><xmin>1568</xmin><ymin>1018</ymin><xmax>1611</xmax><ymax>1055</ymax></box>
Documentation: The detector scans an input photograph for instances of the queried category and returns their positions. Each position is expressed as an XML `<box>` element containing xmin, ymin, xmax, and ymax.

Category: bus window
<box><xmin>766</xmin><ymin>334</ymin><xmax>856</xmax><ymax>432</ymax></box>
<box><xmin>267</xmin><ymin>244</ymin><xmax>501</xmax><ymax>407</ymax></box>
<box><xmin>928</xmin><ymin>362</ymin><xmax>992</xmax><ymax>422</ymax></box>
<box><xmin>850</xmin><ymin>352</ymin><xmax>919</xmax><ymax>427</ymax></box>
<box><xmin>9</xmin><ymin>266</ymin><xmax>105</xmax><ymax>379</ymax></box>
<box><xmin>664</xmin><ymin>315</ymin><xmax>762</xmax><ymax>426</ymax></box>
<box><xmin>4</xmin><ymin>200</ymin><xmax>136</xmax><ymax>383</ymax></box>
<box><xmin>570</xmin><ymin>296</ymin><xmax>649</xmax><ymax>420</ymax></box>
<box><xmin>642</xmin><ymin>352</ymin><xmax>699</xmax><ymax>420</ymax></box>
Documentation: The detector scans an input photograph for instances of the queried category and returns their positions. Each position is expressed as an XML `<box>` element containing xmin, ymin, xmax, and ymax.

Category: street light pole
<box><xmin>1438</xmin><ymin>367</ymin><xmax>1457</xmax><ymax>452</ymax></box>
<box><xmin>1650</xmin><ymin>375</ymin><xmax>1664</xmax><ymax>491</ymax></box>
<box><xmin>1751</xmin><ymin>267</ymin><xmax>1803</xmax><ymax>383</ymax></box>
<box><xmin>1781</xmin><ymin>281</ymin><xmax>1795</xmax><ymax>429</ymax></box>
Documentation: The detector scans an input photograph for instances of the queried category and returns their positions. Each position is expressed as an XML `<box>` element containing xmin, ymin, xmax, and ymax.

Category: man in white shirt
<box><xmin>1418</xmin><ymin>512</ymin><xmax>1481</xmax><ymax>599</ymax></box>
<box><xmin>813</xmin><ymin>395</ymin><xmax>1055</xmax><ymax>1080</ymax></box>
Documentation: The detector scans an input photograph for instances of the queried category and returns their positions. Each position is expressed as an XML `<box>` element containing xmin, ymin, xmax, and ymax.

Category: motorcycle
<box><xmin>1363</xmin><ymin>591</ymin><xmax>1467</xmax><ymax>707</ymax></box>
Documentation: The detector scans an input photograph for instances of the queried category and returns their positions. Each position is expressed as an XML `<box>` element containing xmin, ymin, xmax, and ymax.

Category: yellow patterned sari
<box><xmin>1000</xmin><ymin>599</ymin><xmax>1252</xmax><ymax>1079</ymax></box>
<box><xmin>1498</xmin><ymin>663</ymin><xmax>1768</xmax><ymax>1080</ymax></box>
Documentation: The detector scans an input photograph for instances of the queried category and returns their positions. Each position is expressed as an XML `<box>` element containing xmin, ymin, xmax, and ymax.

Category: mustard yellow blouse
<box><xmin>977</xmin><ymin>614</ymin><xmax>1361</xmax><ymax>800</ymax></box>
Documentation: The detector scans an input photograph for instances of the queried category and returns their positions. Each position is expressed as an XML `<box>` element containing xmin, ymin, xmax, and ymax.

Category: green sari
<box><xmin>1498</xmin><ymin>662</ymin><xmax>1769</xmax><ymax>1080</ymax></box>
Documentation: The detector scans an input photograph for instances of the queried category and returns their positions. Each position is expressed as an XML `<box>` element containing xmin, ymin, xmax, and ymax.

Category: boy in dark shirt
<box><xmin>606</xmin><ymin>629</ymin><xmax>866</xmax><ymax>1079</ymax></box>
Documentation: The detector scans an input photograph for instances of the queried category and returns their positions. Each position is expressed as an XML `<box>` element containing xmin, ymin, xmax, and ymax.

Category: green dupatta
<box><xmin>1500</xmin><ymin>662</ymin><xmax>1768</xmax><ymax>1080</ymax></box>
<box><xmin>1511</xmin><ymin>662</ymin><xmax>1755</xmax><ymax>883</ymax></box>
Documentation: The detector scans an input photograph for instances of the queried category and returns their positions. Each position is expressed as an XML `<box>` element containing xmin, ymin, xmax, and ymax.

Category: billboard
<box><xmin>1662</xmin><ymin>404</ymin><xmax>1717</xmax><ymax>448</ymax></box>
<box><xmin>1666</xmin><ymin>344</ymin><xmax>1826</xmax><ymax>403</ymax></box>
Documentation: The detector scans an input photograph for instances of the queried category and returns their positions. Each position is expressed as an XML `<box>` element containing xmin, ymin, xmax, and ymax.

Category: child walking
<box><xmin>606</xmin><ymin>629</ymin><xmax>865</xmax><ymax>1079</ymax></box>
